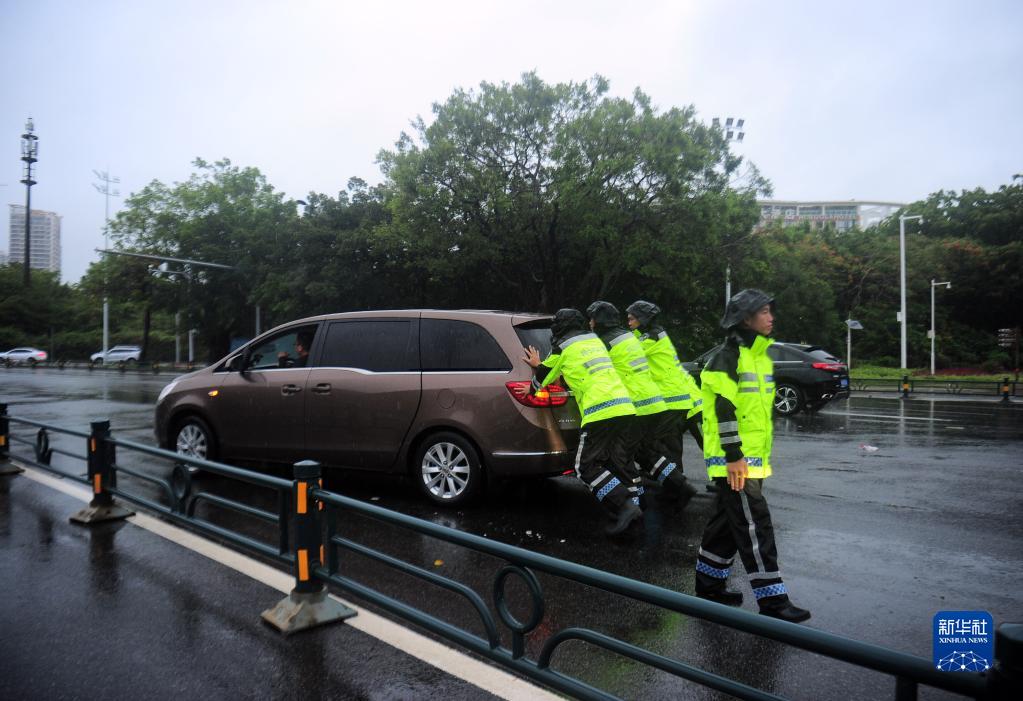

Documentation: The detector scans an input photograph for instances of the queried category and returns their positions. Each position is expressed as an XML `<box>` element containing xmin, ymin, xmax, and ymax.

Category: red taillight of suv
<box><xmin>506</xmin><ymin>381</ymin><xmax>569</xmax><ymax>407</ymax></box>
<box><xmin>812</xmin><ymin>361</ymin><xmax>846</xmax><ymax>372</ymax></box>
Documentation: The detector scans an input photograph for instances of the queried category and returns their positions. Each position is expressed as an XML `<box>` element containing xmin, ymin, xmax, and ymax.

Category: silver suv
<box><xmin>91</xmin><ymin>345</ymin><xmax>142</xmax><ymax>364</ymax></box>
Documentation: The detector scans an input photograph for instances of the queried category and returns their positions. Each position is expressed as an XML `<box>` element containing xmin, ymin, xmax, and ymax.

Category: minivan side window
<box><xmin>247</xmin><ymin>325</ymin><xmax>319</xmax><ymax>370</ymax></box>
<box><xmin>421</xmin><ymin>319</ymin><xmax>512</xmax><ymax>371</ymax></box>
<box><xmin>319</xmin><ymin>320</ymin><xmax>416</xmax><ymax>371</ymax></box>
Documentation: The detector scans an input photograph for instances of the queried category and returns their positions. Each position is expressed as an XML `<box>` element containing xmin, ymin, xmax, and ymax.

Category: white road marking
<box><xmin>17</xmin><ymin>465</ymin><xmax>559</xmax><ymax>701</ymax></box>
<box><xmin>819</xmin><ymin>411</ymin><xmax>954</xmax><ymax>423</ymax></box>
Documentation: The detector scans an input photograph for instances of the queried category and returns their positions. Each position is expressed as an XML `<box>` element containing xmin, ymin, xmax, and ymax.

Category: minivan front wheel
<box><xmin>173</xmin><ymin>416</ymin><xmax>217</xmax><ymax>472</ymax></box>
<box><xmin>415</xmin><ymin>432</ymin><xmax>483</xmax><ymax>506</ymax></box>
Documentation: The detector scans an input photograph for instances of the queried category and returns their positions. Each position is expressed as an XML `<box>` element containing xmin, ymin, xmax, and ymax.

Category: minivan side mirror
<box><xmin>239</xmin><ymin>349</ymin><xmax>252</xmax><ymax>375</ymax></box>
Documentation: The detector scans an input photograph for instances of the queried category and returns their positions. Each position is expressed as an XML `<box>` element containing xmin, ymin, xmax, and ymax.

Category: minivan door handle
<box><xmin>312</xmin><ymin>383</ymin><xmax>332</xmax><ymax>395</ymax></box>
<box><xmin>281</xmin><ymin>384</ymin><xmax>303</xmax><ymax>396</ymax></box>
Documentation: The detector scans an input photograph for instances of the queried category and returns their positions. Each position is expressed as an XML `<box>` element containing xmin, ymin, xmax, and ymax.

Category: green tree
<box><xmin>378</xmin><ymin>72</ymin><xmax>769</xmax><ymax>330</ymax></box>
<box><xmin>105</xmin><ymin>158</ymin><xmax>298</xmax><ymax>360</ymax></box>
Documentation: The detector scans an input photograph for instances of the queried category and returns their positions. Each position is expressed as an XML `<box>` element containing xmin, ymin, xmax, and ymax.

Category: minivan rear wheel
<box><xmin>414</xmin><ymin>432</ymin><xmax>483</xmax><ymax>506</ymax></box>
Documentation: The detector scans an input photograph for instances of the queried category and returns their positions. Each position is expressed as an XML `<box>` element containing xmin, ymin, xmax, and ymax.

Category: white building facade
<box><xmin>8</xmin><ymin>205</ymin><xmax>62</xmax><ymax>274</ymax></box>
<box><xmin>757</xmin><ymin>200</ymin><xmax>905</xmax><ymax>232</ymax></box>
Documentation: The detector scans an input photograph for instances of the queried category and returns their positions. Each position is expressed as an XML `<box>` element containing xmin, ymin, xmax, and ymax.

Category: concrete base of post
<box><xmin>69</xmin><ymin>501</ymin><xmax>135</xmax><ymax>524</ymax></box>
<box><xmin>0</xmin><ymin>461</ymin><xmax>25</xmax><ymax>475</ymax></box>
<box><xmin>261</xmin><ymin>586</ymin><xmax>357</xmax><ymax>635</ymax></box>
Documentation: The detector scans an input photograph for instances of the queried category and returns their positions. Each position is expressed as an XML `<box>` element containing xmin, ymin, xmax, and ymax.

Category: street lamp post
<box><xmin>898</xmin><ymin>214</ymin><xmax>924</xmax><ymax>369</ymax></box>
<box><xmin>845</xmin><ymin>318</ymin><xmax>864</xmax><ymax>370</ymax></box>
<box><xmin>19</xmin><ymin>118</ymin><xmax>39</xmax><ymax>287</ymax></box>
<box><xmin>713</xmin><ymin>118</ymin><xmax>745</xmax><ymax>310</ymax></box>
<box><xmin>930</xmin><ymin>279</ymin><xmax>951</xmax><ymax>375</ymax></box>
<box><xmin>93</xmin><ymin>170</ymin><xmax>120</xmax><ymax>362</ymax></box>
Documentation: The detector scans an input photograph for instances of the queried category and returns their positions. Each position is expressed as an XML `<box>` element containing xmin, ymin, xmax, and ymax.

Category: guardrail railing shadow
<box><xmin>0</xmin><ymin>402</ymin><xmax>1018</xmax><ymax>701</ymax></box>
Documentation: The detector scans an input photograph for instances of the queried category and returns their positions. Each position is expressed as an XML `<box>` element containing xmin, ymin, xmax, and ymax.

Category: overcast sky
<box><xmin>2</xmin><ymin>0</ymin><xmax>1021</xmax><ymax>283</ymax></box>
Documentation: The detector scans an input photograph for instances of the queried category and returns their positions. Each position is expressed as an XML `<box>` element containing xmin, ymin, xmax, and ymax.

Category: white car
<box><xmin>1</xmin><ymin>347</ymin><xmax>48</xmax><ymax>366</ymax></box>
<box><xmin>90</xmin><ymin>345</ymin><xmax>142</xmax><ymax>364</ymax></box>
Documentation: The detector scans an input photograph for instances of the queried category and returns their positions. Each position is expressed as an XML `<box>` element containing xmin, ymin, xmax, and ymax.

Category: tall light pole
<box><xmin>713</xmin><ymin>117</ymin><xmax>745</xmax><ymax>308</ymax></box>
<box><xmin>20</xmin><ymin>118</ymin><xmax>39</xmax><ymax>287</ymax></box>
<box><xmin>930</xmin><ymin>279</ymin><xmax>951</xmax><ymax>375</ymax></box>
<box><xmin>845</xmin><ymin>318</ymin><xmax>864</xmax><ymax>370</ymax></box>
<box><xmin>93</xmin><ymin>170</ymin><xmax>121</xmax><ymax>361</ymax></box>
<box><xmin>898</xmin><ymin>214</ymin><xmax>923</xmax><ymax>369</ymax></box>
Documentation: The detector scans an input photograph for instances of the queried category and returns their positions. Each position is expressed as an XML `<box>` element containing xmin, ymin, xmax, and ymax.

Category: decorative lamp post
<box><xmin>20</xmin><ymin>118</ymin><xmax>39</xmax><ymax>286</ymax></box>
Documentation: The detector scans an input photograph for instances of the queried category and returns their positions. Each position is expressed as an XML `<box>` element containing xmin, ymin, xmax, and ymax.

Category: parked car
<box><xmin>91</xmin><ymin>345</ymin><xmax>142</xmax><ymax>364</ymax></box>
<box><xmin>1</xmin><ymin>347</ymin><xmax>48</xmax><ymax>366</ymax></box>
<box><xmin>155</xmin><ymin>310</ymin><xmax>579</xmax><ymax>505</ymax></box>
<box><xmin>684</xmin><ymin>342</ymin><xmax>850</xmax><ymax>416</ymax></box>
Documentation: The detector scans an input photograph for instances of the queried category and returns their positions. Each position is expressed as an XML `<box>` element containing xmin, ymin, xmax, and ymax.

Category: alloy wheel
<box><xmin>775</xmin><ymin>385</ymin><xmax>800</xmax><ymax>414</ymax></box>
<box><xmin>176</xmin><ymin>423</ymin><xmax>208</xmax><ymax>460</ymax></box>
<box><xmin>421</xmin><ymin>441</ymin><xmax>471</xmax><ymax>500</ymax></box>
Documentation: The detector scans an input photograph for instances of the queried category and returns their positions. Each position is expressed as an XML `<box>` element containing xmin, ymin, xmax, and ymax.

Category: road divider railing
<box><xmin>0</xmin><ymin>403</ymin><xmax>1019</xmax><ymax>701</ymax></box>
<box><xmin>851</xmin><ymin>376</ymin><xmax>1017</xmax><ymax>399</ymax></box>
<box><xmin>0</xmin><ymin>360</ymin><xmax>202</xmax><ymax>373</ymax></box>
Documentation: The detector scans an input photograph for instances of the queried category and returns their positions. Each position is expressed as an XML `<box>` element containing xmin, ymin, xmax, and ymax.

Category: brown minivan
<box><xmin>155</xmin><ymin>310</ymin><xmax>579</xmax><ymax>505</ymax></box>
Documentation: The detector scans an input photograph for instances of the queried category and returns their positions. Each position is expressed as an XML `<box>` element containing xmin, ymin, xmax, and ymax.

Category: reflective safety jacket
<box><xmin>534</xmin><ymin>332</ymin><xmax>636</xmax><ymax>426</ymax></box>
<box><xmin>701</xmin><ymin>332</ymin><xmax>775</xmax><ymax>479</ymax></box>
<box><xmin>634</xmin><ymin>329</ymin><xmax>703</xmax><ymax>415</ymax></box>
<box><xmin>600</xmin><ymin>329</ymin><xmax>667</xmax><ymax>416</ymax></box>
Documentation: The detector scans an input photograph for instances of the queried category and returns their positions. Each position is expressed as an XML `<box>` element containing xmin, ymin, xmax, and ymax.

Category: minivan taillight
<box><xmin>506</xmin><ymin>381</ymin><xmax>569</xmax><ymax>407</ymax></box>
<box><xmin>812</xmin><ymin>362</ymin><xmax>846</xmax><ymax>372</ymax></box>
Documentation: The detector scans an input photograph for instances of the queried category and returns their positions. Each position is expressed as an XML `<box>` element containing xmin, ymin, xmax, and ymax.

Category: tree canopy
<box><xmin>2</xmin><ymin>74</ymin><xmax>1019</xmax><ymax>370</ymax></box>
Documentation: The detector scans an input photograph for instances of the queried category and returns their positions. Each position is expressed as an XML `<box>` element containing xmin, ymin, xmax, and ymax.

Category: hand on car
<box><xmin>522</xmin><ymin>345</ymin><xmax>541</xmax><ymax>368</ymax></box>
<box><xmin>726</xmin><ymin>458</ymin><xmax>748</xmax><ymax>492</ymax></box>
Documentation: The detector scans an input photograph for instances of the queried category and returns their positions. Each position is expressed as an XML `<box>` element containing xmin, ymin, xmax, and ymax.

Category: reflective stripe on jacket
<box><xmin>701</xmin><ymin>333</ymin><xmax>775</xmax><ymax>478</ymax></box>
<box><xmin>605</xmin><ymin>331</ymin><xmax>667</xmax><ymax>416</ymax></box>
<box><xmin>537</xmin><ymin>333</ymin><xmax>636</xmax><ymax>426</ymax></box>
<box><xmin>635</xmin><ymin>330</ymin><xmax>701</xmax><ymax>413</ymax></box>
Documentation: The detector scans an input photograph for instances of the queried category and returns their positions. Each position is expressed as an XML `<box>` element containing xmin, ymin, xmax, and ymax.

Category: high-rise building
<box><xmin>8</xmin><ymin>205</ymin><xmax>61</xmax><ymax>274</ymax></box>
<box><xmin>756</xmin><ymin>200</ymin><xmax>905</xmax><ymax>232</ymax></box>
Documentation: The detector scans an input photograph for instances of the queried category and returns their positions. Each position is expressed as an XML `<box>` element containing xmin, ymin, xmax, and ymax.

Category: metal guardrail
<box><xmin>0</xmin><ymin>403</ymin><xmax>1018</xmax><ymax>700</ymax></box>
<box><xmin>851</xmin><ymin>377</ymin><xmax>1018</xmax><ymax>399</ymax></box>
<box><xmin>1</xmin><ymin>360</ymin><xmax>203</xmax><ymax>374</ymax></box>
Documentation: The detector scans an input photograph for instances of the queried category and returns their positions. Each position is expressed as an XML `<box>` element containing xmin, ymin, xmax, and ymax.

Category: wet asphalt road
<box><xmin>2</xmin><ymin>366</ymin><xmax>1022</xmax><ymax>700</ymax></box>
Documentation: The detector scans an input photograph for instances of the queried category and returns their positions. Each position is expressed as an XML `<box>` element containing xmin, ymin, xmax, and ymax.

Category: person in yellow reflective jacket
<box><xmin>693</xmin><ymin>289</ymin><xmax>811</xmax><ymax>623</ymax></box>
<box><xmin>625</xmin><ymin>300</ymin><xmax>704</xmax><ymax>485</ymax></box>
<box><xmin>586</xmin><ymin>300</ymin><xmax>697</xmax><ymax>507</ymax></box>
<box><xmin>521</xmin><ymin>309</ymin><xmax>643</xmax><ymax>536</ymax></box>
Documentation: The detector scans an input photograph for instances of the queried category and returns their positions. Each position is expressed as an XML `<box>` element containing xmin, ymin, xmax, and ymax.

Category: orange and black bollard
<box><xmin>261</xmin><ymin>460</ymin><xmax>356</xmax><ymax>634</ymax></box>
<box><xmin>0</xmin><ymin>403</ymin><xmax>23</xmax><ymax>475</ymax></box>
<box><xmin>1002</xmin><ymin>377</ymin><xmax>1011</xmax><ymax>403</ymax></box>
<box><xmin>901</xmin><ymin>375</ymin><xmax>910</xmax><ymax>399</ymax></box>
<box><xmin>70</xmin><ymin>419</ymin><xmax>133</xmax><ymax>524</ymax></box>
<box><xmin>0</xmin><ymin>403</ymin><xmax>9</xmax><ymax>463</ymax></box>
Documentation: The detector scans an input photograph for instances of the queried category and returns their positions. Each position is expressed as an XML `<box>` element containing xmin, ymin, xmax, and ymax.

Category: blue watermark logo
<box><xmin>933</xmin><ymin>611</ymin><xmax>993</xmax><ymax>672</ymax></box>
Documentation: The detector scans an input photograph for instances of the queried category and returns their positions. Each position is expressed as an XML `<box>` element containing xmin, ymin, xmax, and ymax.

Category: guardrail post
<box><xmin>1002</xmin><ymin>378</ymin><xmax>1010</xmax><ymax>403</ymax></box>
<box><xmin>901</xmin><ymin>375</ymin><xmax>910</xmax><ymax>399</ymax></box>
<box><xmin>70</xmin><ymin>419</ymin><xmax>134</xmax><ymax>524</ymax></box>
<box><xmin>988</xmin><ymin>623</ymin><xmax>1023</xmax><ymax>700</ymax></box>
<box><xmin>261</xmin><ymin>460</ymin><xmax>356</xmax><ymax>635</ymax></box>
<box><xmin>0</xmin><ymin>403</ymin><xmax>25</xmax><ymax>475</ymax></box>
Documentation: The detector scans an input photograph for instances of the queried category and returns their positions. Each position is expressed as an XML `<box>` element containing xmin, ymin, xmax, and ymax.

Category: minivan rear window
<box><xmin>420</xmin><ymin>319</ymin><xmax>512</xmax><ymax>371</ymax></box>
<box><xmin>319</xmin><ymin>320</ymin><xmax>416</xmax><ymax>371</ymax></box>
<box><xmin>514</xmin><ymin>323</ymin><xmax>553</xmax><ymax>360</ymax></box>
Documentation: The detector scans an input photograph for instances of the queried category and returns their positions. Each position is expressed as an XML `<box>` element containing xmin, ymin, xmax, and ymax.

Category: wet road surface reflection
<box><xmin>3</xmin><ymin>369</ymin><xmax>1020</xmax><ymax>700</ymax></box>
